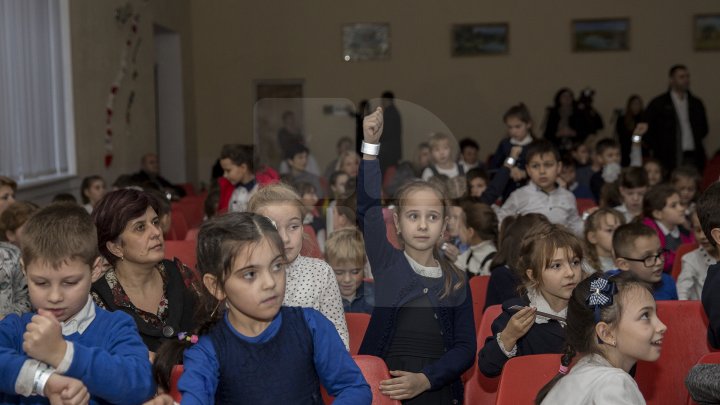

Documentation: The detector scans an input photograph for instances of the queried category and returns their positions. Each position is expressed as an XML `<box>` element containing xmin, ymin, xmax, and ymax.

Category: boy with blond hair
<box><xmin>0</xmin><ymin>204</ymin><xmax>154</xmax><ymax>404</ymax></box>
<box><xmin>326</xmin><ymin>228</ymin><xmax>374</xmax><ymax>314</ymax></box>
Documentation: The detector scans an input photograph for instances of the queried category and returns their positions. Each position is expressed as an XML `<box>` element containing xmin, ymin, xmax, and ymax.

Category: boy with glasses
<box><xmin>607</xmin><ymin>223</ymin><xmax>678</xmax><ymax>300</ymax></box>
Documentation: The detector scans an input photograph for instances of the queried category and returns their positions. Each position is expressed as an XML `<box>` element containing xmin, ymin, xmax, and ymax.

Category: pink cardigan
<box><xmin>642</xmin><ymin>217</ymin><xmax>695</xmax><ymax>273</ymax></box>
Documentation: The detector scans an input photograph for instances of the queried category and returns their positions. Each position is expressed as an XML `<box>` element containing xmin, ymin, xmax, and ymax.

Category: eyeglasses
<box><xmin>621</xmin><ymin>249</ymin><xmax>669</xmax><ymax>268</ymax></box>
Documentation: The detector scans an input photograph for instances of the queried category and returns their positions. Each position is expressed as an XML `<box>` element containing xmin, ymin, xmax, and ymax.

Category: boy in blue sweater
<box><xmin>607</xmin><ymin>222</ymin><xmax>678</xmax><ymax>300</ymax></box>
<box><xmin>0</xmin><ymin>203</ymin><xmax>154</xmax><ymax>404</ymax></box>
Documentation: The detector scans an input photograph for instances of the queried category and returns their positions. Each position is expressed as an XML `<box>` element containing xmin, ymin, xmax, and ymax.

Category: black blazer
<box><xmin>702</xmin><ymin>263</ymin><xmax>720</xmax><ymax>349</ymax></box>
<box><xmin>644</xmin><ymin>91</ymin><xmax>708</xmax><ymax>171</ymax></box>
<box><xmin>478</xmin><ymin>295</ymin><xmax>566</xmax><ymax>377</ymax></box>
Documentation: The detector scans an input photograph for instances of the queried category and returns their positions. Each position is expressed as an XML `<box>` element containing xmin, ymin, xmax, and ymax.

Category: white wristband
<box><xmin>32</xmin><ymin>368</ymin><xmax>53</xmax><ymax>397</ymax></box>
<box><xmin>361</xmin><ymin>141</ymin><xmax>381</xmax><ymax>156</ymax></box>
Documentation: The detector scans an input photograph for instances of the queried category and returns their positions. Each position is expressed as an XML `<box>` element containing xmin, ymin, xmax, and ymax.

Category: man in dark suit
<box><xmin>644</xmin><ymin>64</ymin><xmax>709</xmax><ymax>173</ymax></box>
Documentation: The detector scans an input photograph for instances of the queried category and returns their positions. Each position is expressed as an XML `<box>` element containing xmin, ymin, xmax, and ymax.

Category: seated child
<box><xmin>536</xmin><ymin>273</ymin><xmax>667</xmax><ymax>404</ymax></box>
<box><xmin>699</xmin><ymin>182</ymin><xmax>720</xmax><ymax>349</ymax></box>
<box><xmin>284</xmin><ymin>143</ymin><xmax>325</xmax><ymax>198</ymax></box>
<box><xmin>644</xmin><ymin>158</ymin><xmax>664</xmax><ymax>187</ymax></box>
<box><xmin>559</xmin><ymin>156</ymin><xmax>593</xmax><ymax>200</ymax></box>
<box><xmin>0</xmin><ymin>201</ymin><xmax>39</xmax><ymax>247</ymax></box>
<box><xmin>0</xmin><ymin>204</ymin><xmax>154</xmax><ymax>404</ymax></box>
<box><xmin>615</xmin><ymin>167</ymin><xmax>649</xmax><ymax>223</ymax></box>
<box><xmin>217</xmin><ymin>144</ymin><xmax>257</xmax><ymax>213</ymax></box>
<box><xmin>489</xmin><ymin>103</ymin><xmax>535</xmax><ymax>198</ymax></box>
<box><xmin>455</xmin><ymin>201</ymin><xmax>498</xmax><ymax>276</ymax></box>
<box><xmin>326</xmin><ymin>228</ymin><xmax>374</xmax><ymax>314</ymax></box>
<box><xmin>152</xmin><ymin>212</ymin><xmax>371</xmax><ymax>404</ymax></box>
<box><xmin>80</xmin><ymin>176</ymin><xmax>107</xmax><ymax>214</ymax></box>
<box><xmin>641</xmin><ymin>184</ymin><xmax>695</xmax><ymax>273</ymax></box>
<box><xmin>479</xmin><ymin>222</ymin><xmax>583</xmax><ymax>377</ymax></box>
<box><xmin>609</xmin><ymin>223</ymin><xmax>678</xmax><ymax>300</ymax></box>
<box><xmin>0</xmin><ymin>241</ymin><xmax>30</xmax><ymax>319</ymax></box>
<box><xmin>496</xmin><ymin>139</ymin><xmax>584</xmax><ymax>236</ymax></box>
<box><xmin>335</xmin><ymin>150</ymin><xmax>361</xmax><ymax>179</ymax></box>
<box><xmin>570</xmin><ymin>140</ymin><xmax>593</xmax><ymax>189</ymax></box>
<box><xmin>589</xmin><ymin>138</ymin><xmax>621</xmax><ymax>203</ymax></box>
<box><xmin>678</xmin><ymin>211</ymin><xmax>719</xmax><ymax>300</ymax></box>
<box><xmin>671</xmin><ymin>165</ymin><xmax>700</xmax><ymax>226</ymax></box>
<box><xmin>484</xmin><ymin>213</ymin><xmax>550</xmax><ymax>310</ymax></box>
<box><xmin>295</xmin><ymin>181</ymin><xmax>325</xmax><ymax>241</ymax></box>
<box><xmin>422</xmin><ymin>132</ymin><xmax>464</xmax><ymax>180</ymax></box>
<box><xmin>584</xmin><ymin>208</ymin><xmax>625</xmax><ymax>273</ymax></box>
<box><xmin>466</xmin><ymin>168</ymin><xmax>488</xmax><ymax>199</ymax></box>
<box><xmin>458</xmin><ymin>138</ymin><xmax>484</xmax><ymax>173</ymax></box>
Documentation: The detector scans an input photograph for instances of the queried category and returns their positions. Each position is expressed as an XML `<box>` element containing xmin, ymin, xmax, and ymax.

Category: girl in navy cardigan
<box><xmin>478</xmin><ymin>222</ymin><xmax>584</xmax><ymax>377</ymax></box>
<box><xmin>150</xmin><ymin>212</ymin><xmax>370</xmax><ymax>405</ymax></box>
<box><xmin>358</xmin><ymin>108</ymin><xmax>476</xmax><ymax>404</ymax></box>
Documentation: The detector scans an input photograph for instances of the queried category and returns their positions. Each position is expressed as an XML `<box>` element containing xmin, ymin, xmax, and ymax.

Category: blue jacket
<box><xmin>0</xmin><ymin>305</ymin><xmax>154</xmax><ymax>404</ymax></box>
<box><xmin>357</xmin><ymin>159</ymin><xmax>476</xmax><ymax>403</ymax></box>
<box><xmin>606</xmin><ymin>269</ymin><xmax>678</xmax><ymax>301</ymax></box>
<box><xmin>343</xmin><ymin>282</ymin><xmax>375</xmax><ymax>314</ymax></box>
<box><xmin>702</xmin><ymin>263</ymin><xmax>720</xmax><ymax>349</ymax></box>
<box><xmin>484</xmin><ymin>265</ymin><xmax>522</xmax><ymax>310</ymax></box>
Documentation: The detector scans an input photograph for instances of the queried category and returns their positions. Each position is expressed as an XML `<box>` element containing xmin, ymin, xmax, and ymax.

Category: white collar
<box><xmin>404</xmin><ymin>252</ymin><xmax>442</xmax><ymax>278</ymax></box>
<box><xmin>527</xmin><ymin>287</ymin><xmax>567</xmax><ymax>326</ymax></box>
<box><xmin>529</xmin><ymin>181</ymin><xmax>558</xmax><ymax>194</ymax></box>
<box><xmin>655</xmin><ymin>221</ymin><xmax>680</xmax><ymax>239</ymax></box>
<box><xmin>510</xmin><ymin>135</ymin><xmax>533</xmax><ymax>146</ymax></box>
<box><xmin>61</xmin><ymin>295</ymin><xmax>96</xmax><ymax>336</ymax></box>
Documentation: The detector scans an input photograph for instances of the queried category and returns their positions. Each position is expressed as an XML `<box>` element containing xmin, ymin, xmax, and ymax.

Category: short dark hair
<box><xmin>618</xmin><ymin>167</ymin><xmax>649</xmax><ymax>189</ymax></box>
<box><xmin>0</xmin><ymin>201</ymin><xmax>39</xmax><ymax>239</ymax></box>
<box><xmin>0</xmin><ymin>176</ymin><xmax>17</xmax><ymax>192</ymax></box>
<box><xmin>669</xmin><ymin>64</ymin><xmax>688</xmax><ymax>77</ymax></box>
<box><xmin>220</xmin><ymin>144</ymin><xmax>254</xmax><ymax>172</ymax></box>
<box><xmin>21</xmin><ymin>203</ymin><xmax>98</xmax><ymax>269</ymax></box>
<box><xmin>612</xmin><ymin>223</ymin><xmax>657</xmax><ymax>259</ymax></box>
<box><xmin>459</xmin><ymin>138</ymin><xmax>479</xmax><ymax>152</ymax></box>
<box><xmin>642</xmin><ymin>184</ymin><xmax>678</xmax><ymax>220</ymax></box>
<box><xmin>671</xmin><ymin>165</ymin><xmax>701</xmax><ymax>186</ymax></box>
<box><xmin>52</xmin><ymin>193</ymin><xmax>78</xmax><ymax>204</ymax></box>
<box><xmin>697</xmin><ymin>182</ymin><xmax>720</xmax><ymax>247</ymax></box>
<box><xmin>81</xmin><ymin>175</ymin><xmax>104</xmax><ymax>204</ymax></box>
<box><xmin>92</xmin><ymin>189</ymin><xmax>161</xmax><ymax>266</ymax></box>
<box><xmin>503</xmin><ymin>103</ymin><xmax>533</xmax><ymax>125</ymax></box>
<box><xmin>525</xmin><ymin>139</ymin><xmax>559</xmax><ymax>162</ymax></box>
<box><xmin>595</xmin><ymin>138</ymin><xmax>620</xmax><ymax>155</ymax></box>
<box><xmin>381</xmin><ymin>91</ymin><xmax>394</xmax><ymax>100</ymax></box>
<box><xmin>284</xmin><ymin>143</ymin><xmax>309</xmax><ymax>161</ymax></box>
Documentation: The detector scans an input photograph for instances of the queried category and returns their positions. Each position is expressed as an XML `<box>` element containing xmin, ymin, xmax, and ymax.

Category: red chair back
<box><xmin>701</xmin><ymin>153</ymin><xmax>720</xmax><ymax>191</ymax></box>
<box><xmin>184</xmin><ymin>227</ymin><xmax>200</xmax><ymax>241</ymax></box>
<box><xmin>179</xmin><ymin>182</ymin><xmax>196</xmax><ymax>196</ymax></box>
<box><xmin>168</xmin><ymin>207</ymin><xmax>189</xmax><ymax>240</ymax></box>
<box><xmin>636</xmin><ymin>300</ymin><xmax>711</xmax><ymax>405</ymax></box>
<box><xmin>164</xmin><ymin>240</ymin><xmax>197</xmax><ymax>270</ymax></box>
<box><xmin>463</xmin><ymin>304</ymin><xmax>503</xmax><ymax>401</ymax></box>
<box><xmin>672</xmin><ymin>242</ymin><xmax>699</xmax><ymax>281</ymax></box>
<box><xmin>346</xmin><ymin>313</ymin><xmax>371</xmax><ymax>356</ymax></box>
<box><xmin>495</xmin><ymin>354</ymin><xmax>561</xmax><ymax>405</ymax></box>
<box><xmin>576</xmin><ymin>198</ymin><xmax>597</xmax><ymax>214</ymax></box>
<box><xmin>169</xmin><ymin>365</ymin><xmax>183</xmax><ymax>402</ymax></box>
<box><xmin>469</xmin><ymin>276</ymin><xmax>490</xmax><ymax>332</ymax></box>
<box><xmin>175</xmin><ymin>196</ymin><xmax>205</xmax><ymax>229</ymax></box>
<box><xmin>323</xmin><ymin>355</ymin><xmax>401</xmax><ymax>405</ymax></box>
<box><xmin>301</xmin><ymin>225</ymin><xmax>323</xmax><ymax>259</ymax></box>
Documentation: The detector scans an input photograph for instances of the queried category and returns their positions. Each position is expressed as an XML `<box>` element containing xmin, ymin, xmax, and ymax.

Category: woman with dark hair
<box><xmin>542</xmin><ymin>88</ymin><xmax>582</xmax><ymax>151</ymax></box>
<box><xmin>90</xmin><ymin>189</ymin><xmax>199</xmax><ymax>354</ymax></box>
<box><xmin>615</xmin><ymin>95</ymin><xmax>646</xmax><ymax>167</ymax></box>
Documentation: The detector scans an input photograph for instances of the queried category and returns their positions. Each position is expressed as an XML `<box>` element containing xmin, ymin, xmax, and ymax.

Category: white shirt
<box><xmin>614</xmin><ymin>204</ymin><xmax>635</xmax><ymax>223</ymax></box>
<box><xmin>510</xmin><ymin>134</ymin><xmax>534</xmax><ymax>146</ymax></box>
<box><xmin>455</xmin><ymin>241</ymin><xmax>497</xmax><ymax>276</ymax></box>
<box><xmin>283</xmin><ymin>255</ymin><xmax>349</xmax><ymax>349</ymax></box>
<box><xmin>228</xmin><ymin>183</ymin><xmax>258</xmax><ymax>213</ymax></box>
<box><xmin>678</xmin><ymin>246</ymin><xmax>718</xmax><ymax>300</ymax></box>
<box><xmin>656</xmin><ymin>221</ymin><xmax>680</xmax><ymax>239</ymax></box>
<box><xmin>404</xmin><ymin>252</ymin><xmax>442</xmax><ymax>278</ymax></box>
<box><xmin>495</xmin><ymin>182</ymin><xmax>584</xmax><ymax>236</ymax></box>
<box><xmin>421</xmin><ymin>164</ymin><xmax>460</xmax><ymax>180</ymax></box>
<box><xmin>671</xmin><ymin>91</ymin><xmax>695</xmax><ymax>151</ymax></box>
<box><xmin>541</xmin><ymin>354</ymin><xmax>646</xmax><ymax>405</ymax></box>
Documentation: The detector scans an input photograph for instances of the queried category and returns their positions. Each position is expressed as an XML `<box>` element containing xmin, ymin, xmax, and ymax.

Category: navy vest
<box><xmin>208</xmin><ymin>307</ymin><xmax>323</xmax><ymax>405</ymax></box>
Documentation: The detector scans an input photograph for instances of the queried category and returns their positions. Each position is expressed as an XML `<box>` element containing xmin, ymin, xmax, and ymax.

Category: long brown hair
<box><xmin>394</xmin><ymin>179</ymin><xmax>465</xmax><ymax>299</ymax></box>
<box><xmin>583</xmin><ymin>208</ymin><xmax>625</xmax><ymax>271</ymax></box>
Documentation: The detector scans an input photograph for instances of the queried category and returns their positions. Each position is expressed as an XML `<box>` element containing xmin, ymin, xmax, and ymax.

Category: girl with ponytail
<box><xmin>536</xmin><ymin>272</ymin><xmax>667</xmax><ymax>404</ymax></box>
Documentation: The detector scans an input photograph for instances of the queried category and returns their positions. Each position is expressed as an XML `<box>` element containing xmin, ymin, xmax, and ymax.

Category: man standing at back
<box><xmin>380</xmin><ymin>91</ymin><xmax>402</xmax><ymax>174</ymax></box>
<box><xmin>644</xmin><ymin>64</ymin><xmax>709</xmax><ymax>173</ymax></box>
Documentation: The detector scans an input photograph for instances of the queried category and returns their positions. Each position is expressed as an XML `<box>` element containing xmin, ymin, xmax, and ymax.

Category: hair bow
<box><xmin>586</xmin><ymin>277</ymin><xmax>617</xmax><ymax>323</ymax></box>
<box><xmin>178</xmin><ymin>332</ymin><xmax>199</xmax><ymax>344</ymax></box>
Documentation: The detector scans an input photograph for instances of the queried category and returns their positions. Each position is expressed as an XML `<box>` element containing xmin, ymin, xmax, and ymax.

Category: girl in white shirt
<box><xmin>584</xmin><ymin>208</ymin><xmax>625</xmax><ymax>274</ymax></box>
<box><xmin>454</xmin><ymin>201</ymin><xmax>498</xmax><ymax>276</ymax></box>
<box><xmin>536</xmin><ymin>272</ymin><xmax>667</xmax><ymax>405</ymax></box>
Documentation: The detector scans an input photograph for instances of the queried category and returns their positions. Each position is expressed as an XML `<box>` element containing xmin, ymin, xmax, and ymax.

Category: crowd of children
<box><xmin>1</xmin><ymin>94</ymin><xmax>719</xmax><ymax>404</ymax></box>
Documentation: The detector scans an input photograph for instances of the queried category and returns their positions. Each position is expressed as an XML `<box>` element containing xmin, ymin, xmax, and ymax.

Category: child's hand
<box><xmin>441</xmin><ymin>242</ymin><xmax>460</xmax><ymax>263</ymax></box>
<box><xmin>509</xmin><ymin>146</ymin><xmax>522</xmax><ymax>160</ymax></box>
<box><xmin>510</xmin><ymin>167</ymin><xmax>526</xmax><ymax>182</ymax></box>
<box><xmin>362</xmin><ymin>107</ymin><xmax>384</xmax><ymax>144</ymax></box>
<box><xmin>633</xmin><ymin>122</ymin><xmax>648</xmax><ymax>136</ymax></box>
<box><xmin>142</xmin><ymin>394</ymin><xmax>175</xmax><ymax>405</ymax></box>
<box><xmin>499</xmin><ymin>306</ymin><xmax>536</xmax><ymax>350</ymax></box>
<box><xmin>44</xmin><ymin>374</ymin><xmax>89</xmax><ymax>405</ymax></box>
<box><xmin>23</xmin><ymin>309</ymin><xmax>67</xmax><ymax>368</ymax></box>
<box><xmin>380</xmin><ymin>370</ymin><xmax>431</xmax><ymax>400</ymax></box>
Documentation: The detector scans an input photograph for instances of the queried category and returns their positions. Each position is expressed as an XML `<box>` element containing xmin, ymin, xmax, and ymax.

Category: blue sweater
<box><xmin>357</xmin><ymin>159</ymin><xmax>477</xmax><ymax>403</ymax></box>
<box><xmin>178</xmin><ymin>307</ymin><xmax>370</xmax><ymax>405</ymax></box>
<box><xmin>0</xmin><ymin>305</ymin><xmax>154</xmax><ymax>404</ymax></box>
<box><xmin>605</xmin><ymin>270</ymin><xmax>678</xmax><ymax>301</ymax></box>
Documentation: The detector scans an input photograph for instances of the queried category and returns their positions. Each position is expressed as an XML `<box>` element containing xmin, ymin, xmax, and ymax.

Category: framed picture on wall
<box><xmin>451</xmin><ymin>23</ymin><xmax>509</xmax><ymax>56</ymax></box>
<box><xmin>342</xmin><ymin>23</ymin><xmax>390</xmax><ymax>61</ymax></box>
<box><xmin>693</xmin><ymin>14</ymin><xmax>720</xmax><ymax>51</ymax></box>
<box><xmin>572</xmin><ymin>18</ymin><xmax>630</xmax><ymax>52</ymax></box>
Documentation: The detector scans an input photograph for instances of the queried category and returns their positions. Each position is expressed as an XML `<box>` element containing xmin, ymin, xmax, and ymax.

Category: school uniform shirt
<box><xmin>614</xmin><ymin>204</ymin><xmax>636</xmax><ymax>223</ymax></box>
<box><xmin>678</xmin><ymin>247</ymin><xmax>718</xmax><ymax>300</ymax></box>
<box><xmin>496</xmin><ymin>181</ymin><xmax>584</xmax><ymax>236</ymax></box>
<box><xmin>478</xmin><ymin>288</ymin><xmax>566</xmax><ymax>377</ymax></box>
<box><xmin>455</xmin><ymin>241</ymin><xmax>497</xmax><ymax>276</ymax></box>
<box><xmin>228</xmin><ymin>179</ymin><xmax>258</xmax><ymax>213</ymax></box>
<box><xmin>540</xmin><ymin>354</ymin><xmax>645</xmax><ymax>405</ymax></box>
<box><xmin>178</xmin><ymin>308</ymin><xmax>370</xmax><ymax>405</ymax></box>
<box><xmin>342</xmin><ymin>282</ymin><xmax>375</xmax><ymax>314</ymax></box>
<box><xmin>284</xmin><ymin>255</ymin><xmax>349</xmax><ymax>349</ymax></box>
<box><xmin>0</xmin><ymin>295</ymin><xmax>154</xmax><ymax>404</ymax></box>
<box><xmin>421</xmin><ymin>164</ymin><xmax>460</xmax><ymax>180</ymax></box>
<box><xmin>0</xmin><ymin>242</ymin><xmax>30</xmax><ymax>318</ymax></box>
<box><xmin>606</xmin><ymin>269</ymin><xmax>678</xmax><ymax>301</ymax></box>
